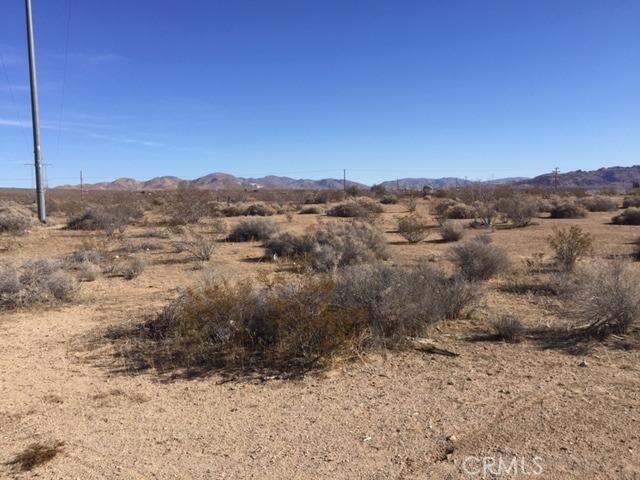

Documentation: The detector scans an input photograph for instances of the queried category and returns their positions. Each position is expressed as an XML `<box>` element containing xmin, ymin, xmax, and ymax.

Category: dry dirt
<box><xmin>1</xmin><ymin>199</ymin><xmax>640</xmax><ymax>479</ymax></box>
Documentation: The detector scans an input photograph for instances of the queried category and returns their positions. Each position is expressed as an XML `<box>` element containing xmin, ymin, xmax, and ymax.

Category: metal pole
<box><xmin>25</xmin><ymin>0</ymin><xmax>46</xmax><ymax>223</ymax></box>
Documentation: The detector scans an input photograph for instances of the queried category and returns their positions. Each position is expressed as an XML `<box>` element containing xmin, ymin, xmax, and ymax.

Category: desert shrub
<box><xmin>76</xmin><ymin>262</ymin><xmax>100</xmax><ymax>282</ymax></box>
<box><xmin>471</xmin><ymin>201</ymin><xmax>498</xmax><ymax>228</ymax></box>
<box><xmin>491</xmin><ymin>314</ymin><xmax>524</xmax><ymax>343</ymax></box>
<box><xmin>67</xmin><ymin>204</ymin><xmax>143</xmax><ymax>234</ymax></box>
<box><xmin>264</xmin><ymin>221</ymin><xmax>389</xmax><ymax>271</ymax></box>
<box><xmin>327</xmin><ymin>197</ymin><xmax>383</xmax><ymax>218</ymax></box>
<box><xmin>548</xmin><ymin>226</ymin><xmax>593</xmax><ymax>271</ymax></box>
<box><xmin>0</xmin><ymin>260</ymin><xmax>78</xmax><ymax>309</ymax></box>
<box><xmin>612</xmin><ymin>208</ymin><xmax>640</xmax><ymax>225</ymax></box>
<box><xmin>67</xmin><ymin>247</ymin><xmax>101</xmax><ymax>265</ymax></box>
<box><xmin>264</xmin><ymin>232</ymin><xmax>316</xmax><ymax>260</ymax></box>
<box><xmin>569</xmin><ymin>260</ymin><xmax>640</xmax><ymax>334</ymax></box>
<box><xmin>306</xmin><ymin>221</ymin><xmax>389</xmax><ymax>271</ymax></box>
<box><xmin>243</xmin><ymin>202</ymin><xmax>276</xmax><ymax>216</ymax></box>
<box><xmin>131</xmin><ymin>262</ymin><xmax>482</xmax><ymax>373</ymax></box>
<box><xmin>227</xmin><ymin>218</ymin><xmax>280</xmax><ymax>242</ymax></box>
<box><xmin>174</xmin><ymin>231</ymin><xmax>217</xmax><ymax>261</ymax></box>
<box><xmin>380</xmin><ymin>194</ymin><xmax>398</xmax><ymax>205</ymax></box>
<box><xmin>334</xmin><ymin>262</ymin><xmax>482</xmax><ymax>341</ymax></box>
<box><xmin>434</xmin><ymin>200</ymin><xmax>474</xmax><ymax>220</ymax></box>
<box><xmin>112</xmin><ymin>257</ymin><xmax>146</xmax><ymax>280</ymax></box>
<box><xmin>0</xmin><ymin>202</ymin><xmax>32</xmax><ymax>235</ymax></box>
<box><xmin>439</xmin><ymin>220</ymin><xmax>464</xmax><ymax>242</ymax></box>
<box><xmin>404</xmin><ymin>196</ymin><xmax>418</xmax><ymax>212</ymax></box>
<box><xmin>450</xmin><ymin>236</ymin><xmax>509</xmax><ymax>281</ymax></box>
<box><xmin>299</xmin><ymin>205</ymin><xmax>324</xmax><ymax>214</ymax></box>
<box><xmin>581</xmin><ymin>196</ymin><xmax>618</xmax><ymax>212</ymax></box>
<box><xmin>165</xmin><ymin>184</ymin><xmax>209</xmax><ymax>225</ymax></box>
<box><xmin>496</xmin><ymin>196</ymin><xmax>538</xmax><ymax>227</ymax></box>
<box><xmin>397</xmin><ymin>214</ymin><xmax>430</xmax><ymax>244</ymax></box>
<box><xmin>622</xmin><ymin>197</ymin><xmax>640</xmax><ymax>209</ymax></box>
<box><xmin>549</xmin><ymin>202</ymin><xmax>587</xmax><ymax>219</ymax></box>
<box><xmin>135</xmin><ymin>229</ymin><xmax>170</xmax><ymax>239</ymax></box>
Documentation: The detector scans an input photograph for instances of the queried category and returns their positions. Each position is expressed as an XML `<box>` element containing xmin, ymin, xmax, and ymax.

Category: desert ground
<box><xmin>1</xmin><ymin>192</ymin><xmax>639</xmax><ymax>479</ymax></box>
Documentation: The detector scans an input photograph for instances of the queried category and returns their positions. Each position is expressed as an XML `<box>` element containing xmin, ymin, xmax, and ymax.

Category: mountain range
<box><xmin>54</xmin><ymin>165</ymin><xmax>640</xmax><ymax>191</ymax></box>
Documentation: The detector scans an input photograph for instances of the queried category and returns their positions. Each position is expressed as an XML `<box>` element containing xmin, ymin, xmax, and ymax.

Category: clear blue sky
<box><xmin>1</xmin><ymin>0</ymin><xmax>639</xmax><ymax>187</ymax></box>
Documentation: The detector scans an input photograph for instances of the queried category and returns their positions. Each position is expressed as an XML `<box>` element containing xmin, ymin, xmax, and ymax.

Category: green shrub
<box><xmin>227</xmin><ymin>218</ymin><xmax>280</xmax><ymax>242</ymax></box>
<box><xmin>581</xmin><ymin>196</ymin><xmax>618</xmax><ymax>212</ymax></box>
<box><xmin>327</xmin><ymin>197</ymin><xmax>383</xmax><ymax>218</ymax></box>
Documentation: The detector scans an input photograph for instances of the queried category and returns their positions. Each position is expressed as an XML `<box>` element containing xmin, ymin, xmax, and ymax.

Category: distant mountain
<box><xmin>379</xmin><ymin>176</ymin><xmax>528</xmax><ymax>189</ymax></box>
<box><xmin>55</xmin><ymin>172</ymin><xmax>367</xmax><ymax>191</ymax></box>
<box><xmin>53</xmin><ymin>165</ymin><xmax>640</xmax><ymax>191</ymax></box>
<box><xmin>519</xmin><ymin>165</ymin><xmax>640</xmax><ymax>188</ymax></box>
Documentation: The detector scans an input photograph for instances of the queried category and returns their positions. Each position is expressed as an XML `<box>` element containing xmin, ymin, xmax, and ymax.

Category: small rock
<box><xmin>446</xmin><ymin>434</ymin><xmax>457</xmax><ymax>443</ymax></box>
<box><xmin>578</xmin><ymin>360</ymin><xmax>588</xmax><ymax>368</ymax></box>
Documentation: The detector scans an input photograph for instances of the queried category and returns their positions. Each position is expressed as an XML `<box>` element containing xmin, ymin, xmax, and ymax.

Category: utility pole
<box><xmin>552</xmin><ymin>167</ymin><xmax>560</xmax><ymax>190</ymax></box>
<box><xmin>25</xmin><ymin>0</ymin><xmax>46</xmax><ymax>222</ymax></box>
<box><xmin>396</xmin><ymin>178</ymin><xmax>400</xmax><ymax>191</ymax></box>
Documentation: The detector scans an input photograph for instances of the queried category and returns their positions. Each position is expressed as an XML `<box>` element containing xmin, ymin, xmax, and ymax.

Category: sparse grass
<box><xmin>6</xmin><ymin>441</ymin><xmax>64</xmax><ymax>471</ymax></box>
<box><xmin>397</xmin><ymin>214</ymin><xmax>430</xmax><ymax>244</ymax></box>
<box><xmin>612</xmin><ymin>208</ymin><xmax>640</xmax><ymax>225</ymax></box>
<box><xmin>548</xmin><ymin>226</ymin><xmax>593</xmax><ymax>271</ymax></box>
<box><xmin>491</xmin><ymin>314</ymin><xmax>524</xmax><ymax>343</ymax></box>
<box><xmin>449</xmin><ymin>236</ymin><xmax>509</xmax><ymax>281</ymax></box>
<box><xmin>227</xmin><ymin>218</ymin><xmax>280</xmax><ymax>242</ymax></box>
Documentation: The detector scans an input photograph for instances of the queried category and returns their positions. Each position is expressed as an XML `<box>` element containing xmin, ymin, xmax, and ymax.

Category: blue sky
<box><xmin>1</xmin><ymin>0</ymin><xmax>639</xmax><ymax>187</ymax></box>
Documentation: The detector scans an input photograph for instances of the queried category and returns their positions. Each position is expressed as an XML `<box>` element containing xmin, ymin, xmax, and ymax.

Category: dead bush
<box><xmin>434</xmin><ymin>200</ymin><xmax>474</xmax><ymax>220</ymax></box>
<box><xmin>397</xmin><ymin>214</ymin><xmax>430</xmax><ymax>244</ymax></box>
<box><xmin>450</xmin><ymin>236</ymin><xmax>509</xmax><ymax>281</ymax></box>
<box><xmin>0</xmin><ymin>202</ymin><xmax>33</xmax><ymax>235</ymax></box>
<box><xmin>491</xmin><ymin>314</ymin><xmax>524</xmax><ymax>342</ymax></box>
<box><xmin>569</xmin><ymin>260</ymin><xmax>640</xmax><ymax>334</ymax></box>
<box><xmin>471</xmin><ymin>201</ymin><xmax>498</xmax><ymax>228</ymax></box>
<box><xmin>496</xmin><ymin>196</ymin><xmax>538</xmax><ymax>227</ymax></box>
<box><xmin>123</xmin><ymin>262</ymin><xmax>482</xmax><ymax>374</ymax></box>
<box><xmin>67</xmin><ymin>247</ymin><xmax>101</xmax><ymax>265</ymax></box>
<box><xmin>166</xmin><ymin>184</ymin><xmax>209</xmax><ymax>225</ymax></box>
<box><xmin>266</xmin><ymin>221</ymin><xmax>389</xmax><ymax>271</ymax></box>
<box><xmin>76</xmin><ymin>262</ymin><xmax>100</xmax><ymax>282</ymax></box>
<box><xmin>174</xmin><ymin>231</ymin><xmax>217</xmax><ymax>261</ymax></box>
<box><xmin>548</xmin><ymin>226</ymin><xmax>593</xmax><ymax>271</ymax></box>
<box><xmin>549</xmin><ymin>202</ymin><xmax>587</xmax><ymax>219</ymax></box>
<box><xmin>439</xmin><ymin>220</ymin><xmax>464</xmax><ymax>242</ymax></box>
<box><xmin>112</xmin><ymin>256</ymin><xmax>146</xmax><ymax>280</ymax></box>
<box><xmin>581</xmin><ymin>196</ymin><xmax>618</xmax><ymax>212</ymax></box>
<box><xmin>612</xmin><ymin>208</ymin><xmax>640</xmax><ymax>225</ymax></box>
<box><xmin>326</xmin><ymin>197</ymin><xmax>383</xmax><ymax>218</ymax></box>
<box><xmin>404</xmin><ymin>196</ymin><xmax>418</xmax><ymax>212</ymax></box>
<box><xmin>299</xmin><ymin>205</ymin><xmax>323</xmax><ymax>214</ymax></box>
<box><xmin>622</xmin><ymin>197</ymin><xmax>640</xmax><ymax>209</ymax></box>
<box><xmin>67</xmin><ymin>204</ymin><xmax>143</xmax><ymax>234</ymax></box>
<box><xmin>227</xmin><ymin>218</ymin><xmax>280</xmax><ymax>242</ymax></box>
<box><xmin>1</xmin><ymin>260</ymin><xmax>78</xmax><ymax>309</ymax></box>
<box><xmin>380</xmin><ymin>194</ymin><xmax>398</xmax><ymax>205</ymax></box>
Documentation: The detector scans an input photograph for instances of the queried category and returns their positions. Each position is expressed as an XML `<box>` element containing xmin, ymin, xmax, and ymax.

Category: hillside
<box><xmin>520</xmin><ymin>165</ymin><xmax>640</xmax><ymax>188</ymax></box>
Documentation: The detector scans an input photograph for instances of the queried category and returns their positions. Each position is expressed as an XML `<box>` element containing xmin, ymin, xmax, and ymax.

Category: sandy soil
<box><xmin>1</xmin><ymin>200</ymin><xmax>640</xmax><ymax>479</ymax></box>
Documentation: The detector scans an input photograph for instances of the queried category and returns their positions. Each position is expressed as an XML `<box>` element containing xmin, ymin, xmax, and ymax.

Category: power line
<box><xmin>55</xmin><ymin>0</ymin><xmax>73</xmax><ymax>158</ymax></box>
<box><xmin>0</xmin><ymin>49</ymin><xmax>30</xmax><ymax>148</ymax></box>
